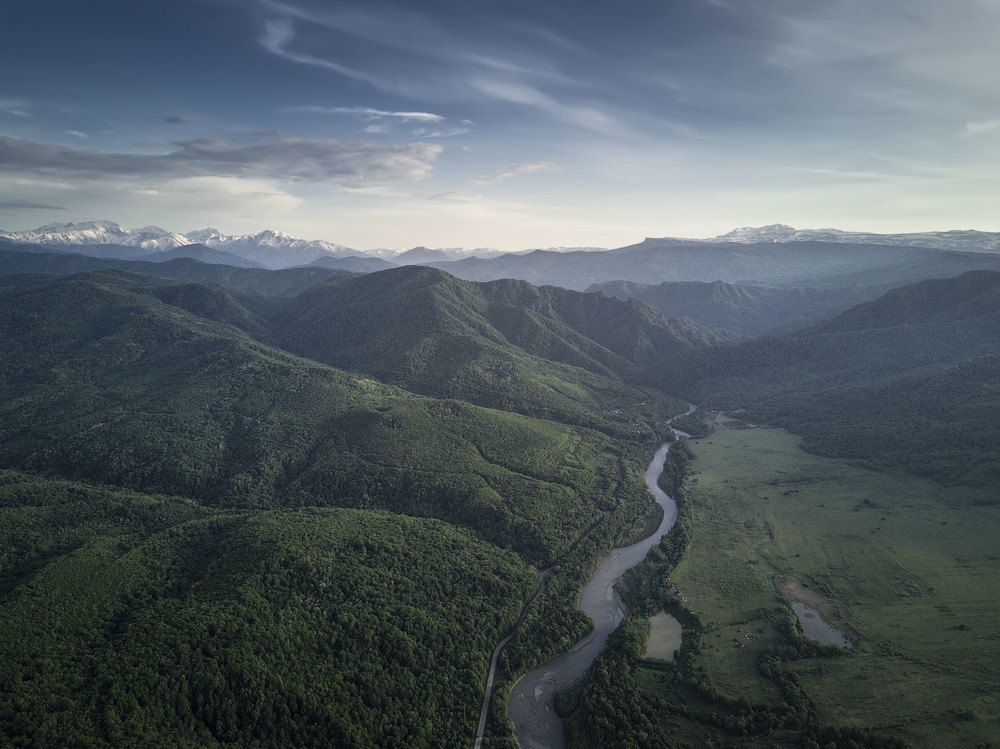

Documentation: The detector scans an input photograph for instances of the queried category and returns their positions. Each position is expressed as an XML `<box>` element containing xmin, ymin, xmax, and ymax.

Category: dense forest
<box><xmin>0</xmin><ymin>471</ymin><xmax>535</xmax><ymax>747</ymax></box>
<box><xmin>0</xmin><ymin>265</ymin><xmax>689</xmax><ymax>745</ymax></box>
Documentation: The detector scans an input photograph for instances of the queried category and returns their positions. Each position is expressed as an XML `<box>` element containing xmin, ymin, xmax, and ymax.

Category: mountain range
<box><xmin>7</xmin><ymin>220</ymin><xmax>1000</xmax><ymax>275</ymax></box>
<box><xmin>0</xmin><ymin>221</ymin><xmax>597</xmax><ymax>269</ymax></box>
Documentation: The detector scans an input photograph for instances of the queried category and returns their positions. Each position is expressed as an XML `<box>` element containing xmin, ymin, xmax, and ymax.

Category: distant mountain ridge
<box><xmin>6</xmin><ymin>220</ymin><xmax>1000</xmax><ymax>277</ymax></box>
<box><xmin>588</xmin><ymin>278</ymin><xmax>895</xmax><ymax>337</ymax></box>
<box><xmin>654</xmin><ymin>270</ymin><xmax>1000</xmax><ymax>485</ymax></box>
<box><xmin>0</xmin><ymin>221</ymin><xmax>357</xmax><ymax>269</ymax></box>
<box><xmin>704</xmin><ymin>223</ymin><xmax>1000</xmax><ymax>253</ymax></box>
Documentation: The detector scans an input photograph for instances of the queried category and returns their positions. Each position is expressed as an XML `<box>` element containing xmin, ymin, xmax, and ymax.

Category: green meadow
<box><xmin>663</xmin><ymin>418</ymin><xmax>1000</xmax><ymax>747</ymax></box>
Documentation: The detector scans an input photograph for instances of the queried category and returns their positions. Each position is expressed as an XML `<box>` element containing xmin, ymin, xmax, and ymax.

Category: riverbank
<box><xmin>504</xmin><ymin>407</ymin><xmax>693</xmax><ymax>748</ymax></box>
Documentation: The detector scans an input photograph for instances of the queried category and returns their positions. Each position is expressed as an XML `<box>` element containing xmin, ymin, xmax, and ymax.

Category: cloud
<box><xmin>0</xmin><ymin>97</ymin><xmax>30</xmax><ymax>117</ymax></box>
<box><xmin>293</xmin><ymin>106</ymin><xmax>445</xmax><ymax>123</ymax></box>
<box><xmin>0</xmin><ymin>198</ymin><xmax>65</xmax><ymax>210</ymax></box>
<box><xmin>66</xmin><ymin>130</ymin><xmax>88</xmax><ymax>139</ymax></box>
<box><xmin>260</xmin><ymin>17</ymin><xmax>394</xmax><ymax>91</ymax></box>
<box><xmin>0</xmin><ymin>133</ymin><xmax>443</xmax><ymax>186</ymax></box>
<box><xmin>471</xmin><ymin>79</ymin><xmax>623</xmax><ymax>135</ymax></box>
<box><xmin>289</xmin><ymin>104</ymin><xmax>472</xmax><ymax>138</ymax></box>
<box><xmin>491</xmin><ymin>161</ymin><xmax>560</xmax><ymax>182</ymax></box>
<box><xmin>164</xmin><ymin>115</ymin><xmax>193</xmax><ymax>125</ymax></box>
<box><xmin>963</xmin><ymin>118</ymin><xmax>1000</xmax><ymax>136</ymax></box>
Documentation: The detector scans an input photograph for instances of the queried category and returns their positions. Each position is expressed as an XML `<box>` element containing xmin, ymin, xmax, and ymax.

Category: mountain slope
<box><xmin>272</xmin><ymin>265</ymin><xmax>701</xmax><ymax>431</ymax></box>
<box><xmin>0</xmin><ymin>270</ymin><xmax>666</xmax><ymax>564</ymax></box>
<box><xmin>0</xmin><ymin>472</ymin><xmax>536</xmax><ymax>747</ymax></box>
<box><xmin>143</xmin><ymin>243</ymin><xmax>265</xmax><ymax>268</ymax></box>
<box><xmin>589</xmin><ymin>279</ymin><xmax>893</xmax><ymax>337</ymax></box>
<box><xmin>655</xmin><ymin>270</ymin><xmax>1000</xmax><ymax>484</ymax></box>
<box><xmin>0</xmin><ymin>245</ymin><xmax>349</xmax><ymax>296</ymax></box>
<box><xmin>309</xmin><ymin>254</ymin><xmax>397</xmax><ymax>273</ymax></box>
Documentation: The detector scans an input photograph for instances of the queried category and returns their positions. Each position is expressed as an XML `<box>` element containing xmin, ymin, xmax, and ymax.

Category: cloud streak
<box><xmin>0</xmin><ymin>198</ymin><xmax>66</xmax><ymax>211</ymax></box>
<box><xmin>289</xmin><ymin>104</ymin><xmax>472</xmax><ymax>137</ymax></box>
<box><xmin>0</xmin><ymin>133</ymin><xmax>443</xmax><ymax>186</ymax></box>
<box><xmin>488</xmin><ymin>161</ymin><xmax>560</xmax><ymax>182</ymax></box>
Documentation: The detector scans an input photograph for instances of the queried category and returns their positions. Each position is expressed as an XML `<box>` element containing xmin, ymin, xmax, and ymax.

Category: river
<box><xmin>504</xmin><ymin>409</ymin><xmax>692</xmax><ymax>748</ymax></box>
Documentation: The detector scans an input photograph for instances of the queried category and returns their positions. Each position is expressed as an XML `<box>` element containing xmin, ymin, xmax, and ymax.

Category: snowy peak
<box><xmin>184</xmin><ymin>228</ymin><xmax>227</xmax><ymax>244</ymax></box>
<box><xmin>714</xmin><ymin>224</ymin><xmax>799</xmax><ymax>242</ymax></box>
<box><xmin>0</xmin><ymin>221</ymin><xmax>357</xmax><ymax>268</ymax></box>
<box><xmin>1</xmin><ymin>221</ymin><xmax>189</xmax><ymax>250</ymax></box>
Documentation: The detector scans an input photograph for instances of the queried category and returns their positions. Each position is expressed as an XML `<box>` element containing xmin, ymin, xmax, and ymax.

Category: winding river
<box><xmin>500</xmin><ymin>408</ymin><xmax>693</xmax><ymax>749</ymax></box>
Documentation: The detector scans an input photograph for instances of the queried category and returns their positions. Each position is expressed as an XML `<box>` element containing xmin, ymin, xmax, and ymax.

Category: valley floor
<box><xmin>663</xmin><ymin>419</ymin><xmax>1000</xmax><ymax>747</ymax></box>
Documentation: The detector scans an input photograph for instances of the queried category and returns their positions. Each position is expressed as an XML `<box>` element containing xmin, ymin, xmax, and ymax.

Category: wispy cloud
<box><xmin>289</xmin><ymin>105</ymin><xmax>472</xmax><ymax>137</ymax></box>
<box><xmin>0</xmin><ymin>198</ymin><xmax>66</xmax><ymax>211</ymax></box>
<box><xmin>260</xmin><ymin>17</ymin><xmax>394</xmax><ymax>92</ymax></box>
<box><xmin>253</xmin><ymin>1</ymin><xmax>628</xmax><ymax>133</ymax></box>
<box><xmin>488</xmin><ymin>161</ymin><xmax>560</xmax><ymax>182</ymax></box>
<box><xmin>472</xmin><ymin>79</ymin><xmax>622</xmax><ymax>135</ymax></box>
<box><xmin>291</xmin><ymin>106</ymin><xmax>444</xmax><ymax>123</ymax></box>
<box><xmin>963</xmin><ymin>118</ymin><xmax>1000</xmax><ymax>136</ymax></box>
<box><xmin>164</xmin><ymin>115</ymin><xmax>193</xmax><ymax>125</ymax></box>
<box><xmin>0</xmin><ymin>133</ymin><xmax>443</xmax><ymax>186</ymax></box>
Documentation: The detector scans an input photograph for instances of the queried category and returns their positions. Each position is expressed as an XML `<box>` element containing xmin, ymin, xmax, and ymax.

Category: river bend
<box><xmin>507</xmin><ymin>412</ymin><xmax>691</xmax><ymax>748</ymax></box>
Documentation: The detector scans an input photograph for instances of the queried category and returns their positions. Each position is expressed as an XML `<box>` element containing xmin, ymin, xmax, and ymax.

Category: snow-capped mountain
<box><xmin>0</xmin><ymin>221</ymin><xmax>358</xmax><ymax>268</ymax></box>
<box><xmin>186</xmin><ymin>229</ymin><xmax>356</xmax><ymax>268</ymax></box>
<box><xmin>706</xmin><ymin>224</ymin><xmax>1000</xmax><ymax>253</ymax></box>
<box><xmin>1</xmin><ymin>221</ymin><xmax>189</xmax><ymax>251</ymax></box>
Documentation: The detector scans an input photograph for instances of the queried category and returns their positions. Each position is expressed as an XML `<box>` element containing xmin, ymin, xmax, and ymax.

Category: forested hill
<box><xmin>0</xmin><ymin>250</ymin><xmax>715</xmax><ymax>432</ymax></box>
<box><xmin>588</xmin><ymin>278</ymin><xmax>893</xmax><ymax>337</ymax></box>
<box><xmin>272</xmin><ymin>265</ymin><xmax>712</xmax><ymax>428</ymax></box>
<box><xmin>655</xmin><ymin>270</ymin><xmax>1000</xmax><ymax>485</ymax></box>
<box><xmin>0</xmin><ymin>244</ymin><xmax>351</xmax><ymax>296</ymax></box>
<box><xmin>0</xmin><ymin>266</ymin><xmax>689</xmax><ymax>744</ymax></box>
<box><xmin>0</xmin><ymin>270</ymin><xmax>671</xmax><ymax>565</ymax></box>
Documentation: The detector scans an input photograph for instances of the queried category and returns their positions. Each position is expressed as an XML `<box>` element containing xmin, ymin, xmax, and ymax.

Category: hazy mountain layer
<box><xmin>429</xmin><ymin>241</ymin><xmax>1000</xmax><ymax>290</ymax></box>
<box><xmin>0</xmin><ymin>245</ymin><xmax>351</xmax><ymax>296</ymax></box>
<box><xmin>588</xmin><ymin>279</ymin><xmax>894</xmax><ymax>337</ymax></box>
<box><xmin>655</xmin><ymin>270</ymin><xmax>1000</xmax><ymax>484</ymax></box>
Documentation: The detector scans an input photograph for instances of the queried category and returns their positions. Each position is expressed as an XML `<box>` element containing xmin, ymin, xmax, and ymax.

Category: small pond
<box><xmin>791</xmin><ymin>600</ymin><xmax>852</xmax><ymax>648</ymax></box>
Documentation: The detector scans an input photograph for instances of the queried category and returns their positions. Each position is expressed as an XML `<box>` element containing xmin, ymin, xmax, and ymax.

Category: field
<box><xmin>641</xmin><ymin>612</ymin><xmax>683</xmax><ymax>662</ymax></box>
<box><xmin>658</xmin><ymin>419</ymin><xmax>1000</xmax><ymax>746</ymax></box>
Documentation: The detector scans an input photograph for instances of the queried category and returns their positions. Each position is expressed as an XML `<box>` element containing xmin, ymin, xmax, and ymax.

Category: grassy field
<box><xmin>660</xmin><ymin>419</ymin><xmax>1000</xmax><ymax>747</ymax></box>
<box><xmin>641</xmin><ymin>612</ymin><xmax>683</xmax><ymax>662</ymax></box>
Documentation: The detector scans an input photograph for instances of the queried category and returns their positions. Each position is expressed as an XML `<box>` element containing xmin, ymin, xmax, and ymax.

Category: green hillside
<box><xmin>589</xmin><ymin>279</ymin><xmax>890</xmax><ymax>337</ymax></box>
<box><xmin>274</xmin><ymin>265</ymin><xmax>698</xmax><ymax>432</ymax></box>
<box><xmin>656</xmin><ymin>271</ymin><xmax>1000</xmax><ymax>485</ymax></box>
<box><xmin>0</xmin><ymin>271</ymin><xmax>668</xmax><ymax>565</ymax></box>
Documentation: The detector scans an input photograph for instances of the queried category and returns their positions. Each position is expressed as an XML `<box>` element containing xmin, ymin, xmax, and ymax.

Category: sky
<box><xmin>1</xmin><ymin>0</ymin><xmax>999</xmax><ymax>250</ymax></box>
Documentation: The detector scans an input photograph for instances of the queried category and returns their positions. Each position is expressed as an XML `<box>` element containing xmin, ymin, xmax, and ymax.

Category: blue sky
<box><xmin>1</xmin><ymin>0</ymin><xmax>999</xmax><ymax>249</ymax></box>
